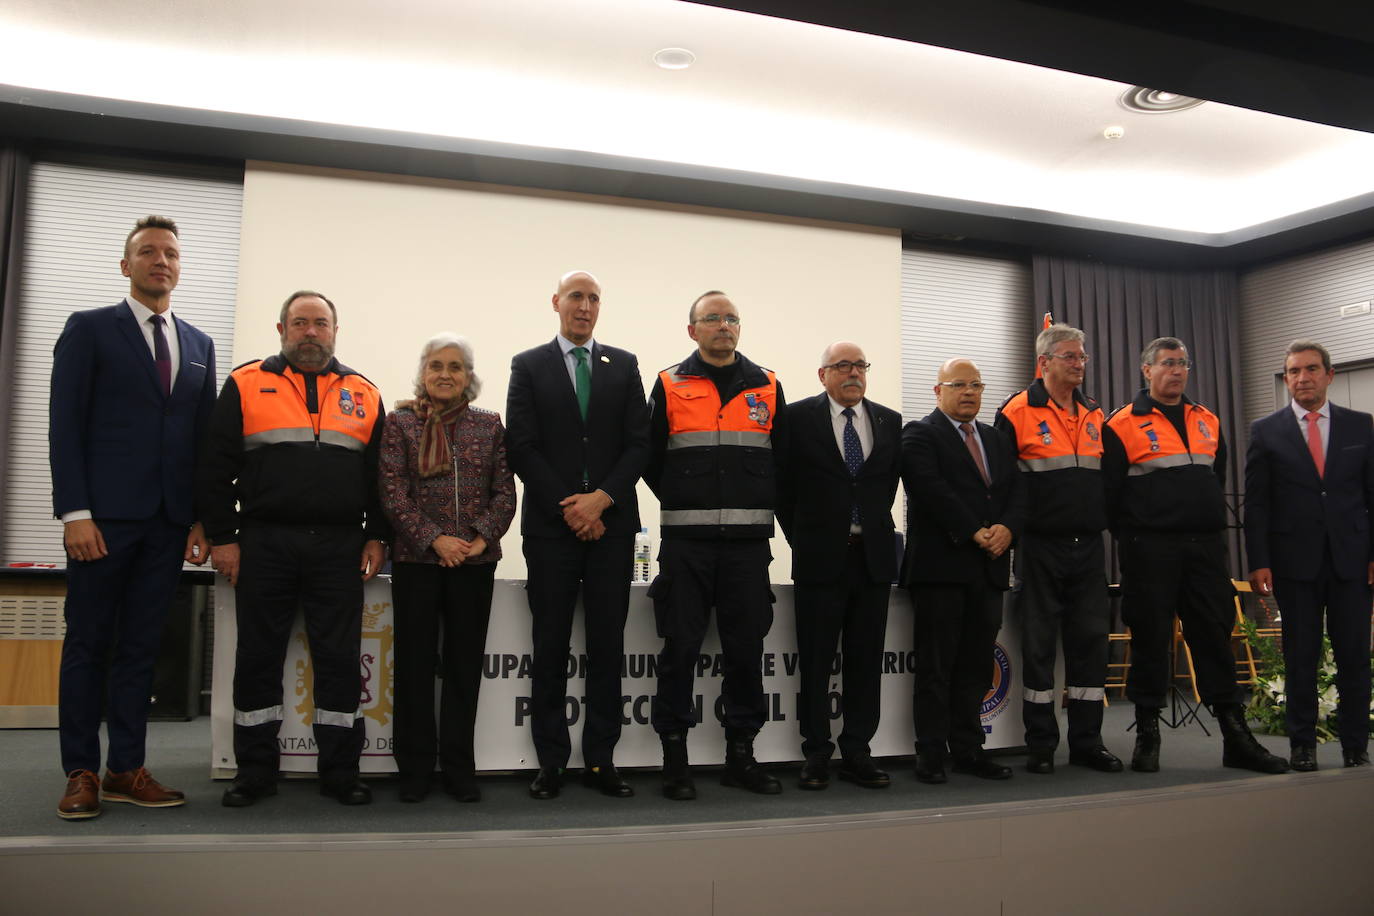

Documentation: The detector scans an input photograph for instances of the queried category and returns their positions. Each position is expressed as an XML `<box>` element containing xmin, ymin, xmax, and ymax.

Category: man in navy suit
<box><xmin>506</xmin><ymin>270</ymin><xmax>649</xmax><ymax>799</ymax></box>
<box><xmin>48</xmin><ymin>216</ymin><xmax>217</xmax><ymax>819</ymax></box>
<box><xmin>1245</xmin><ymin>340</ymin><xmax>1374</xmax><ymax>769</ymax></box>
<box><xmin>901</xmin><ymin>358</ymin><xmax>1026</xmax><ymax>783</ymax></box>
<box><xmin>778</xmin><ymin>341</ymin><xmax>900</xmax><ymax>791</ymax></box>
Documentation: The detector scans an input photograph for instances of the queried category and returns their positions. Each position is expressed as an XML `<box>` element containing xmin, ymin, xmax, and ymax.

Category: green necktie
<box><xmin>573</xmin><ymin>346</ymin><xmax>591</xmax><ymax>421</ymax></box>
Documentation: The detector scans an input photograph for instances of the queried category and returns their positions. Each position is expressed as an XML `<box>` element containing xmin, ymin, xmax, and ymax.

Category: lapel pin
<box><xmin>600</xmin><ymin>355</ymin><xmax>610</xmax><ymax>363</ymax></box>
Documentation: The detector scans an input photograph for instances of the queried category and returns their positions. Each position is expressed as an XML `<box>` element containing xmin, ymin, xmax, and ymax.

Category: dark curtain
<box><xmin>1032</xmin><ymin>254</ymin><xmax>1246</xmax><ymax>576</ymax></box>
<box><xmin>0</xmin><ymin>145</ymin><xmax>31</xmax><ymax>561</ymax></box>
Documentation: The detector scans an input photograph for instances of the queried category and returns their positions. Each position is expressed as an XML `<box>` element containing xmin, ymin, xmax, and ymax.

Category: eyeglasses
<box><xmin>938</xmin><ymin>381</ymin><xmax>986</xmax><ymax>392</ymax></box>
<box><xmin>1044</xmin><ymin>352</ymin><xmax>1090</xmax><ymax>365</ymax></box>
<box><xmin>822</xmin><ymin>360</ymin><xmax>871</xmax><ymax>373</ymax></box>
<box><xmin>695</xmin><ymin>314</ymin><xmax>740</xmax><ymax>327</ymax></box>
<box><xmin>1154</xmin><ymin>358</ymin><xmax>1192</xmax><ymax>369</ymax></box>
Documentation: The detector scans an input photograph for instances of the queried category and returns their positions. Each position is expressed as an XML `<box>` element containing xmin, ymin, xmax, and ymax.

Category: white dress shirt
<box><xmin>1290</xmin><ymin>398</ymin><xmax>1330</xmax><ymax>456</ymax></box>
<box><xmin>557</xmin><ymin>334</ymin><xmax>595</xmax><ymax>389</ymax></box>
<box><xmin>940</xmin><ymin>410</ymin><xmax>990</xmax><ymax>475</ymax></box>
<box><xmin>125</xmin><ymin>294</ymin><xmax>182</xmax><ymax>386</ymax></box>
<box><xmin>831</xmin><ymin>397</ymin><xmax>871</xmax><ymax>534</ymax></box>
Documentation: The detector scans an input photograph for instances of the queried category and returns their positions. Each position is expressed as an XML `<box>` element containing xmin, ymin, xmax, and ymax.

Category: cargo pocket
<box><xmin>648</xmin><ymin>573</ymin><xmax>673</xmax><ymax>639</ymax></box>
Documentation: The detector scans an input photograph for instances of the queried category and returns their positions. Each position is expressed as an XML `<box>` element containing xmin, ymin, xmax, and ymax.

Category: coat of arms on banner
<box><xmin>291</xmin><ymin>599</ymin><xmax>395</xmax><ymax>726</ymax></box>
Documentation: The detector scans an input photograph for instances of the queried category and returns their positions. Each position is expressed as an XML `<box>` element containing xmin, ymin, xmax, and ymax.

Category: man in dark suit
<box><xmin>901</xmin><ymin>357</ymin><xmax>1025</xmax><ymax>783</ymax></box>
<box><xmin>48</xmin><ymin>215</ymin><xmax>216</xmax><ymax>819</ymax></box>
<box><xmin>778</xmin><ymin>341</ymin><xmax>900</xmax><ymax>791</ymax></box>
<box><xmin>1245</xmin><ymin>339</ymin><xmax>1374</xmax><ymax>769</ymax></box>
<box><xmin>506</xmin><ymin>270</ymin><xmax>649</xmax><ymax>799</ymax></box>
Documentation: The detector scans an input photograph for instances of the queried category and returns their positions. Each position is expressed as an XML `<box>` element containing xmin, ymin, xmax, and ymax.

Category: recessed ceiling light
<box><xmin>1120</xmin><ymin>86</ymin><xmax>1205</xmax><ymax>113</ymax></box>
<box><xmin>653</xmin><ymin>48</ymin><xmax>696</xmax><ymax>70</ymax></box>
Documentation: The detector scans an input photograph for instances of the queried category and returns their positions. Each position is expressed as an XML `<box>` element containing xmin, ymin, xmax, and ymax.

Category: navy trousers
<box><xmin>60</xmin><ymin>515</ymin><xmax>185</xmax><ymax>774</ymax></box>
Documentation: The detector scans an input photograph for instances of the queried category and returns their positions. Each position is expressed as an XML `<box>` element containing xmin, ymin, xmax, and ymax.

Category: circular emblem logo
<box><xmin>980</xmin><ymin>641</ymin><xmax>1013</xmax><ymax>723</ymax></box>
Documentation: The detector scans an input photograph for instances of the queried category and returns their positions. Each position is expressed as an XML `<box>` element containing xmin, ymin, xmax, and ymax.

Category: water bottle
<box><xmin>633</xmin><ymin>527</ymin><xmax>652</xmax><ymax>583</ymax></box>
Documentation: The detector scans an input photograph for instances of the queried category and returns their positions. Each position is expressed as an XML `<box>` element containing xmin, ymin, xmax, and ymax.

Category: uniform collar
<box><xmin>1027</xmin><ymin>377</ymin><xmax>1097</xmax><ymax>412</ymax></box>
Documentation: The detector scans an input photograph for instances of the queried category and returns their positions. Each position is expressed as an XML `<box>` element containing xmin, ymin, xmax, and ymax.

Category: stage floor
<box><xmin>0</xmin><ymin>702</ymin><xmax>1359</xmax><ymax>841</ymax></box>
<box><xmin>4</xmin><ymin>702</ymin><xmax>1372</xmax><ymax>916</ymax></box>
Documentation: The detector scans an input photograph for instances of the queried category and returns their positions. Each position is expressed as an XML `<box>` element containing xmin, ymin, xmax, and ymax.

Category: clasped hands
<box><xmin>431</xmin><ymin>534</ymin><xmax>487</xmax><ymax>568</ymax></box>
<box><xmin>972</xmin><ymin>524</ymin><xmax>1012</xmax><ymax>558</ymax></box>
<box><xmin>560</xmin><ymin>489</ymin><xmax>611</xmax><ymax>541</ymax></box>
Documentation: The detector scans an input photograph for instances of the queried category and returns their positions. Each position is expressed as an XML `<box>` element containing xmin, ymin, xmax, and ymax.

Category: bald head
<box><xmin>552</xmin><ymin>270</ymin><xmax>601</xmax><ymax>345</ymax></box>
<box><xmin>819</xmin><ymin>340</ymin><xmax>868</xmax><ymax>407</ymax></box>
<box><xmin>934</xmin><ymin>357</ymin><xmax>984</xmax><ymax>423</ymax></box>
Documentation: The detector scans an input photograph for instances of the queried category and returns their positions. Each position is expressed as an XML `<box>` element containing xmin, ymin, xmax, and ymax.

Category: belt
<box><xmin>847</xmin><ymin>533</ymin><xmax>863</xmax><ymax>546</ymax></box>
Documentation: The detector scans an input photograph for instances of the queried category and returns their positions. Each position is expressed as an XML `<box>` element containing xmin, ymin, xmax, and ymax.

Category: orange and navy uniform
<box><xmin>199</xmin><ymin>354</ymin><xmax>390</xmax><ymax>544</ymax></box>
<box><xmin>1102</xmin><ymin>389</ymin><xmax>1228</xmax><ymax>534</ymax></box>
<box><xmin>645</xmin><ymin>351</ymin><xmax>786</xmax><ymax>540</ymax></box>
<box><xmin>994</xmin><ymin>378</ymin><xmax>1107</xmax><ymax>535</ymax></box>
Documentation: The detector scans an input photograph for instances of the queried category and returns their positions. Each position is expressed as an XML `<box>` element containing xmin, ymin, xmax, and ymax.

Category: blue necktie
<box><xmin>150</xmin><ymin>314</ymin><xmax>171</xmax><ymax>396</ymax></box>
<box><xmin>842</xmin><ymin>407</ymin><xmax>862</xmax><ymax>525</ymax></box>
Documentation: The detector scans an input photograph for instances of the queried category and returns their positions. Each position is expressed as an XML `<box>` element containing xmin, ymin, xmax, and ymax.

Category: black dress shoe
<box><xmin>1343</xmin><ymin>748</ymin><xmax>1370</xmax><ymax>767</ymax></box>
<box><xmin>952</xmin><ymin>754</ymin><xmax>1013</xmax><ymax>780</ymax></box>
<box><xmin>838</xmin><ymin>754</ymin><xmax>890</xmax><ymax>789</ymax></box>
<box><xmin>442</xmin><ymin>772</ymin><xmax>482</xmax><ymax>802</ymax></box>
<box><xmin>1290</xmin><ymin>746</ymin><xmax>1318</xmax><ymax>772</ymax></box>
<box><xmin>1069</xmin><ymin>745</ymin><xmax>1124</xmax><ymax>773</ymax></box>
<box><xmin>222</xmin><ymin>776</ymin><xmax>278</xmax><ymax>808</ymax></box>
<box><xmin>915</xmin><ymin>753</ymin><xmax>947</xmax><ymax>785</ymax></box>
<box><xmin>798</xmin><ymin>754</ymin><xmax>830</xmax><ymax>790</ymax></box>
<box><xmin>582</xmin><ymin>765</ymin><xmax>634</xmax><ymax>798</ymax></box>
<box><xmin>397</xmin><ymin>774</ymin><xmax>430</xmax><ymax>803</ymax></box>
<box><xmin>1025</xmin><ymin>748</ymin><xmax>1055</xmax><ymax>775</ymax></box>
<box><xmin>320</xmin><ymin>777</ymin><xmax>372</xmax><ymax>806</ymax></box>
<box><xmin>529</xmin><ymin>766</ymin><xmax>563</xmax><ymax>799</ymax></box>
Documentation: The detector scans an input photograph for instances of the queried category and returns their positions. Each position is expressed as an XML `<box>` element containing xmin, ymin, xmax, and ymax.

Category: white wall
<box><xmin>235</xmin><ymin>161</ymin><xmax>902</xmax><ymax>581</ymax></box>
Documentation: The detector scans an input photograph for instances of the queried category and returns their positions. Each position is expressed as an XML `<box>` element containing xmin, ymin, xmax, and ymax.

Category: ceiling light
<box><xmin>1120</xmin><ymin>86</ymin><xmax>1205</xmax><ymax>113</ymax></box>
<box><xmin>1103</xmin><ymin>125</ymin><xmax>1125</xmax><ymax>140</ymax></box>
<box><xmin>653</xmin><ymin>48</ymin><xmax>695</xmax><ymax>70</ymax></box>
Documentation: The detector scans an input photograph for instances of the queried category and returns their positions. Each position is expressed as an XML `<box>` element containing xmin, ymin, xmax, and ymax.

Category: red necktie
<box><xmin>1305</xmin><ymin>411</ymin><xmax>1324</xmax><ymax>477</ymax></box>
<box><xmin>960</xmin><ymin>422</ymin><xmax>991</xmax><ymax>486</ymax></box>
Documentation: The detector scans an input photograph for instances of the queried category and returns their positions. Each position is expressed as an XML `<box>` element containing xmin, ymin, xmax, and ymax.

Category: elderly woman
<box><xmin>379</xmin><ymin>332</ymin><xmax>516</xmax><ymax>803</ymax></box>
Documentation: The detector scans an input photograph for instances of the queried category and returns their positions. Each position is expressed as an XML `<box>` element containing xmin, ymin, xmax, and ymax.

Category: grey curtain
<box><xmin>1032</xmin><ymin>254</ymin><xmax>1245</xmax><ymax>575</ymax></box>
<box><xmin>0</xmin><ymin>145</ymin><xmax>30</xmax><ymax>559</ymax></box>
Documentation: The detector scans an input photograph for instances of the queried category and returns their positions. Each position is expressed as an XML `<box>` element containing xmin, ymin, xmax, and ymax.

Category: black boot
<box><xmin>660</xmin><ymin>732</ymin><xmax>697</xmax><ymax>801</ymax></box>
<box><xmin>1215</xmin><ymin>704</ymin><xmax>1290</xmax><ymax>774</ymax></box>
<box><xmin>1131</xmin><ymin>706</ymin><xmax>1161</xmax><ymax>773</ymax></box>
<box><xmin>721</xmin><ymin>737</ymin><xmax>782</xmax><ymax>795</ymax></box>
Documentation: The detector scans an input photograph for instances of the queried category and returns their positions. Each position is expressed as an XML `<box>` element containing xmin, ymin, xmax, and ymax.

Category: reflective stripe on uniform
<box><xmin>314</xmin><ymin>707</ymin><xmax>362</xmax><ymax>729</ymax></box>
<box><xmin>234</xmin><ymin>704</ymin><xmax>284</xmax><ymax>727</ymax></box>
<box><xmin>660</xmin><ymin>508</ymin><xmax>775</xmax><ymax>526</ymax></box>
<box><xmin>319</xmin><ymin>429</ymin><xmax>367</xmax><ymax>451</ymax></box>
<box><xmin>1023</xmin><ymin>688</ymin><xmax>1055</xmax><ymax>704</ymax></box>
<box><xmin>1126</xmin><ymin>453</ymin><xmax>1215</xmax><ymax>476</ymax></box>
<box><xmin>666</xmin><ymin>430</ymin><xmax>773</xmax><ymax>450</ymax></box>
<box><xmin>1066</xmin><ymin>686</ymin><xmax>1106</xmax><ymax>701</ymax></box>
<box><xmin>1018</xmin><ymin>454</ymin><xmax>1102</xmax><ymax>472</ymax></box>
<box><xmin>243</xmin><ymin>427</ymin><xmax>316</xmax><ymax>450</ymax></box>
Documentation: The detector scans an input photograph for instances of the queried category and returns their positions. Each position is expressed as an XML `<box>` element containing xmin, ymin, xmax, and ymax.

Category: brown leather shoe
<box><xmin>101</xmin><ymin>767</ymin><xmax>186</xmax><ymax>808</ymax></box>
<box><xmin>58</xmin><ymin>769</ymin><xmax>102</xmax><ymax>820</ymax></box>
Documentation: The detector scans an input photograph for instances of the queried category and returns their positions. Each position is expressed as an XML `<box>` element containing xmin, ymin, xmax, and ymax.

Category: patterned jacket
<box><xmin>378</xmin><ymin>404</ymin><xmax>517</xmax><ymax>565</ymax></box>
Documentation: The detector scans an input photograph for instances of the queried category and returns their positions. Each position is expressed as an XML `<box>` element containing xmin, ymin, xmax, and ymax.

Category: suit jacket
<box><xmin>778</xmin><ymin>392</ymin><xmax>901</xmax><ymax>584</ymax></box>
<box><xmin>1244</xmin><ymin>402</ymin><xmax>1374</xmax><ymax>582</ymax></box>
<box><xmin>900</xmin><ymin>409</ymin><xmax>1026</xmax><ymax>589</ymax></box>
<box><xmin>505</xmin><ymin>338</ymin><xmax>649</xmax><ymax>539</ymax></box>
<box><xmin>49</xmin><ymin>300</ymin><xmax>217</xmax><ymax>527</ymax></box>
